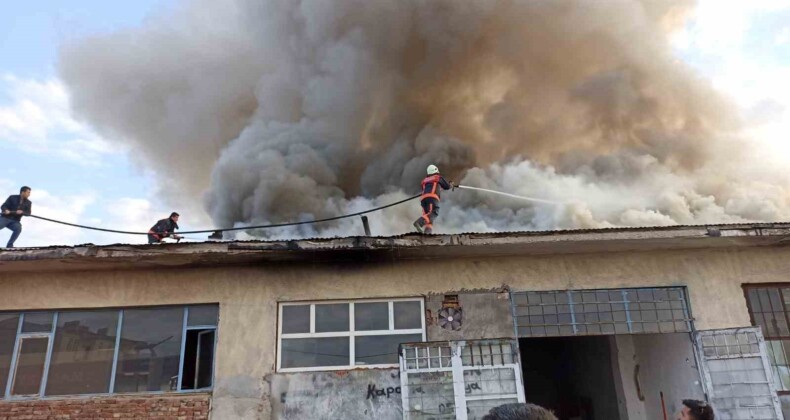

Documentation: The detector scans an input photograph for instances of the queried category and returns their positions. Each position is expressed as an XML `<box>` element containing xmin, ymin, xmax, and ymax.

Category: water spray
<box><xmin>457</xmin><ymin>185</ymin><xmax>563</xmax><ymax>205</ymax></box>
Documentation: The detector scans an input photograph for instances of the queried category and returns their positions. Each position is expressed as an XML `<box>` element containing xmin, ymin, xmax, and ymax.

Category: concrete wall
<box><xmin>270</xmin><ymin>369</ymin><xmax>401</xmax><ymax>419</ymax></box>
<box><xmin>425</xmin><ymin>291</ymin><xmax>514</xmax><ymax>341</ymax></box>
<box><xmin>612</xmin><ymin>334</ymin><xmax>705</xmax><ymax>420</ymax></box>
<box><xmin>1</xmin><ymin>246</ymin><xmax>789</xmax><ymax>419</ymax></box>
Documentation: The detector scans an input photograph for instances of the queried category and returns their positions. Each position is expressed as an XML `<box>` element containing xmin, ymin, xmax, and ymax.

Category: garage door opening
<box><xmin>520</xmin><ymin>336</ymin><xmax>619</xmax><ymax>420</ymax></box>
<box><xmin>519</xmin><ymin>333</ymin><xmax>707</xmax><ymax>420</ymax></box>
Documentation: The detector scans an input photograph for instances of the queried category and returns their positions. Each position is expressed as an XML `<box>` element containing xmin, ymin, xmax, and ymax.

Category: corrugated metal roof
<box><xmin>5</xmin><ymin>221</ymin><xmax>790</xmax><ymax>252</ymax></box>
<box><xmin>0</xmin><ymin>221</ymin><xmax>786</xmax><ymax>272</ymax></box>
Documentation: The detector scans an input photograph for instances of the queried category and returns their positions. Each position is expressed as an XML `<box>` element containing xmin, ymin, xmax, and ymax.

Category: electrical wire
<box><xmin>25</xmin><ymin>193</ymin><xmax>421</xmax><ymax>236</ymax></box>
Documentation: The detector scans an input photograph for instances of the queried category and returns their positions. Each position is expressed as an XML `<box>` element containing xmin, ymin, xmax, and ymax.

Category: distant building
<box><xmin>1</xmin><ymin>223</ymin><xmax>789</xmax><ymax>419</ymax></box>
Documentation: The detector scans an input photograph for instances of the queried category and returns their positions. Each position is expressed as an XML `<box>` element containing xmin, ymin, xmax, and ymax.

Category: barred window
<box><xmin>511</xmin><ymin>287</ymin><xmax>692</xmax><ymax>337</ymax></box>
<box><xmin>744</xmin><ymin>286</ymin><xmax>790</xmax><ymax>392</ymax></box>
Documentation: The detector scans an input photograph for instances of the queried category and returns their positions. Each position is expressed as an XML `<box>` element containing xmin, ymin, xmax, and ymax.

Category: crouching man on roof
<box><xmin>1</xmin><ymin>186</ymin><xmax>31</xmax><ymax>248</ymax></box>
<box><xmin>148</xmin><ymin>212</ymin><xmax>183</xmax><ymax>244</ymax></box>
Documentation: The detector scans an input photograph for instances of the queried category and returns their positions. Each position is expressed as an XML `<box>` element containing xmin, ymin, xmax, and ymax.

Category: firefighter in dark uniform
<box><xmin>413</xmin><ymin>165</ymin><xmax>455</xmax><ymax>234</ymax></box>
<box><xmin>148</xmin><ymin>212</ymin><xmax>183</xmax><ymax>244</ymax></box>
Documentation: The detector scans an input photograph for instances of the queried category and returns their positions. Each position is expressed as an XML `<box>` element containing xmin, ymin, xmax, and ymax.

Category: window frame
<box><xmin>5</xmin><ymin>313</ymin><xmax>56</xmax><ymax>398</ymax></box>
<box><xmin>177</xmin><ymin>312</ymin><xmax>218</xmax><ymax>392</ymax></box>
<box><xmin>277</xmin><ymin>298</ymin><xmax>426</xmax><ymax>373</ymax></box>
<box><xmin>1</xmin><ymin>304</ymin><xmax>218</xmax><ymax>400</ymax></box>
<box><xmin>743</xmin><ymin>284</ymin><xmax>790</xmax><ymax>395</ymax></box>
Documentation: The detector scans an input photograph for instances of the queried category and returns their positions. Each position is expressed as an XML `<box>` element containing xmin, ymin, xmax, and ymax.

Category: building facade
<box><xmin>0</xmin><ymin>223</ymin><xmax>789</xmax><ymax>419</ymax></box>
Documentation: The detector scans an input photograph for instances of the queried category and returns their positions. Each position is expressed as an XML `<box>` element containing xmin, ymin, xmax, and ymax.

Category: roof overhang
<box><xmin>0</xmin><ymin>223</ymin><xmax>788</xmax><ymax>272</ymax></box>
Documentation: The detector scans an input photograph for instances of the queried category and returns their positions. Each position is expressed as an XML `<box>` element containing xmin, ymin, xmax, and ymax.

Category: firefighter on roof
<box><xmin>413</xmin><ymin>164</ymin><xmax>455</xmax><ymax>234</ymax></box>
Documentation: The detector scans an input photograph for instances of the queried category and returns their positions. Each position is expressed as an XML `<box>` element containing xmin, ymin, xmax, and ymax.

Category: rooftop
<box><xmin>0</xmin><ymin>222</ymin><xmax>788</xmax><ymax>272</ymax></box>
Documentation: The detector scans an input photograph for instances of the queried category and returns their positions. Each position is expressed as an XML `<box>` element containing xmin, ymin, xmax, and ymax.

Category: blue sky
<box><xmin>0</xmin><ymin>0</ymin><xmax>189</xmax><ymax>246</ymax></box>
<box><xmin>0</xmin><ymin>0</ymin><xmax>789</xmax><ymax>247</ymax></box>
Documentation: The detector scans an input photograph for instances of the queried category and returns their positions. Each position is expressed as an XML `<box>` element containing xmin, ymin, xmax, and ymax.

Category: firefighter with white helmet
<box><xmin>413</xmin><ymin>164</ymin><xmax>455</xmax><ymax>234</ymax></box>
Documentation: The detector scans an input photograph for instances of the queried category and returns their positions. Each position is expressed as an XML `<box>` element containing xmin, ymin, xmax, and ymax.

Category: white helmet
<box><xmin>427</xmin><ymin>164</ymin><xmax>440</xmax><ymax>175</ymax></box>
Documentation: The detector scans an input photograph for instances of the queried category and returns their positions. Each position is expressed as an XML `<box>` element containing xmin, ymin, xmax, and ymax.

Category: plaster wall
<box><xmin>1</xmin><ymin>246</ymin><xmax>788</xmax><ymax>419</ymax></box>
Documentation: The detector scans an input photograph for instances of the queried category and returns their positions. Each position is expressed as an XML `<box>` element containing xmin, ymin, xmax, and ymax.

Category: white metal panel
<box><xmin>695</xmin><ymin>327</ymin><xmax>784</xmax><ymax>420</ymax></box>
<box><xmin>400</xmin><ymin>340</ymin><xmax>525</xmax><ymax>420</ymax></box>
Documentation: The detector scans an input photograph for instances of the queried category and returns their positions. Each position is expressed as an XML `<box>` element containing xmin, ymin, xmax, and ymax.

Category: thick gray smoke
<box><xmin>59</xmin><ymin>0</ymin><xmax>790</xmax><ymax>237</ymax></box>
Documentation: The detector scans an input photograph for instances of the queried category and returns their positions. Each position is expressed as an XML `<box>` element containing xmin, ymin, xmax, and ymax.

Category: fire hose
<box><xmin>22</xmin><ymin>186</ymin><xmax>559</xmax><ymax>239</ymax></box>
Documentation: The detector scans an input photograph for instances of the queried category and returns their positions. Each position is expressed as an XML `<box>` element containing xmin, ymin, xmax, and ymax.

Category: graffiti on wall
<box><xmin>271</xmin><ymin>369</ymin><xmax>403</xmax><ymax>420</ymax></box>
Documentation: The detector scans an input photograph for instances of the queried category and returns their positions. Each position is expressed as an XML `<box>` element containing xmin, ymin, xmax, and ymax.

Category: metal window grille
<box><xmin>695</xmin><ymin>328</ymin><xmax>783</xmax><ymax>419</ymax></box>
<box><xmin>400</xmin><ymin>339</ymin><xmax>525</xmax><ymax>420</ymax></box>
<box><xmin>744</xmin><ymin>285</ymin><xmax>790</xmax><ymax>392</ymax></box>
<box><xmin>511</xmin><ymin>287</ymin><xmax>692</xmax><ymax>337</ymax></box>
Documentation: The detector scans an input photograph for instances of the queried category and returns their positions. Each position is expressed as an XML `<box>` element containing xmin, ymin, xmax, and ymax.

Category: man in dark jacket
<box><xmin>0</xmin><ymin>186</ymin><xmax>32</xmax><ymax>248</ymax></box>
<box><xmin>678</xmin><ymin>399</ymin><xmax>714</xmax><ymax>420</ymax></box>
<box><xmin>413</xmin><ymin>164</ymin><xmax>455</xmax><ymax>234</ymax></box>
<box><xmin>148</xmin><ymin>212</ymin><xmax>182</xmax><ymax>244</ymax></box>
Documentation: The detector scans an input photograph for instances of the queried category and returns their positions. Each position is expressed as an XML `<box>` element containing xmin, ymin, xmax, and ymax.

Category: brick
<box><xmin>0</xmin><ymin>394</ymin><xmax>211</xmax><ymax>420</ymax></box>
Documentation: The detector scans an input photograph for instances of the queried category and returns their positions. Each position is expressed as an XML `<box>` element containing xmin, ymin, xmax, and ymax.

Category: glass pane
<box><xmin>114</xmin><ymin>307</ymin><xmax>184</xmax><ymax>393</ymax></box>
<box><xmin>22</xmin><ymin>312</ymin><xmax>52</xmax><ymax>333</ymax></box>
<box><xmin>45</xmin><ymin>310</ymin><xmax>119</xmax><ymax>396</ymax></box>
<box><xmin>355</xmin><ymin>334</ymin><xmax>422</xmax><ymax>365</ymax></box>
<box><xmin>315</xmin><ymin>304</ymin><xmax>349</xmax><ymax>333</ymax></box>
<box><xmin>11</xmin><ymin>337</ymin><xmax>48</xmax><ymax>395</ymax></box>
<box><xmin>282</xmin><ymin>305</ymin><xmax>310</xmax><ymax>334</ymax></box>
<box><xmin>777</xmin><ymin>312</ymin><xmax>790</xmax><ymax>336</ymax></box>
<box><xmin>0</xmin><ymin>314</ymin><xmax>19</xmax><ymax>397</ymax></box>
<box><xmin>196</xmin><ymin>331</ymin><xmax>214</xmax><ymax>389</ymax></box>
<box><xmin>764</xmin><ymin>313</ymin><xmax>779</xmax><ymax>337</ymax></box>
<box><xmin>355</xmin><ymin>302</ymin><xmax>388</xmax><ymax>331</ymax></box>
<box><xmin>187</xmin><ymin>305</ymin><xmax>218</xmax><ymax>326</ymax></box>
<box><xmin>759</xmin><ymin>290</ymin><xmax>774</xmax><ymax>312</ymax></box>
<box><xmin>770</xmin><ymin>289</ymin><xmax>784</xmax><ymax>312</ymax></box>
<box><xmin>281</xmin><ymin>337</ymin><xmax>349</xmax><ymax>368</ymax></box>
<box><xmin>394</xmin><ymin>301</ymin><xmax>422</xmax><ymax>330</ymax></box>
<box><xmin>749</xmin><ymin>289</ymin><xmax>763</xmax><ymax>312</ymax></box>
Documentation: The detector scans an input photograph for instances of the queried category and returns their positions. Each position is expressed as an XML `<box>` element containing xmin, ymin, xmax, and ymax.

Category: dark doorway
<box><xmin>519</xmin><ymin>336</ymin><xmax>620</xmax><ymax>420</ymax></box>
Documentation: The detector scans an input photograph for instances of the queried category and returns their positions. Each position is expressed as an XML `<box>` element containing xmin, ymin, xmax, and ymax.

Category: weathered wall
<box><xmin>612</xmin><ymin>334</ymin><xmax>705</xmax><ymax>420</ymax></box>
<box><xmin>0</xmin><ymin>393</ymin><xmax>209</xmax><ymax>419</ymax></box>
<box><xmin>0</xmin><ymin>246</ymin><xmax>789</xmax><ymax>419</ymax></box>
<box><xmin>425</xmin><ymin>291</ymin><xmax>514</xmax><ymax>341</ymax></box>
<box><xmin>610</xmin><ymin>335</ymin><xmax>645</xmax><ymax>420</ymax></box>
<box><xmin>269</xmin><ymin>369</ymin><xmax>401</xmax><ymax>419</ymax></box>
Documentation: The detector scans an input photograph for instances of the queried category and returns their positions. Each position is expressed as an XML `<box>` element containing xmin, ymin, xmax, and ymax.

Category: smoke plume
<box><xmin>59</xmin><ymin>0</ymin><xmax>790</xmax><ymax>237</ymax></box>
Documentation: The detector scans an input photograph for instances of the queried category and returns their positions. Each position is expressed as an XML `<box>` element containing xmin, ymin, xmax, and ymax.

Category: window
<box><xmin>0</xmin><ymin>305</ymin><xmax>218</xmax><ymax>399</ymax></box>
<box><xmin>46</xmin><ymin>310</ymin><xmax>118</xmax><ymax>395</ymax></box>
<box><xmin>7</xmin><ymin>312</ymin><xmax>54</xmax><ymax>397</ymax></box>
<box><xmin>180</xmin><ymin>305</ymin><xmax>217</xmax><ymax>391</ymax></box>
<box><xmin>744</xmin><ymin>286</ymin><xmax>790</xmax><ymax>392</ymax></box>
<box><xmin>114</xmin><ymin>307</ymin><xmax>184</xmax><ymax>393</ymax></box>
<box><xmin>511</xmin><ymin>287</ymin><xmax>692</xmax><ymax>337</ymax></box>
<box><xmin>278</xmin><ymin>299</ymin><xmax>425</xmax><ymax>372</ymax></box>
<box><xmin>400</xmin><ymin>340</ymin><xmax>525</xmax><ymax>419</ymax></box>
<box><xmin>0</xmin><ymin>314</ymin><xmax>19</xmax><ymax>395</ymax></box>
